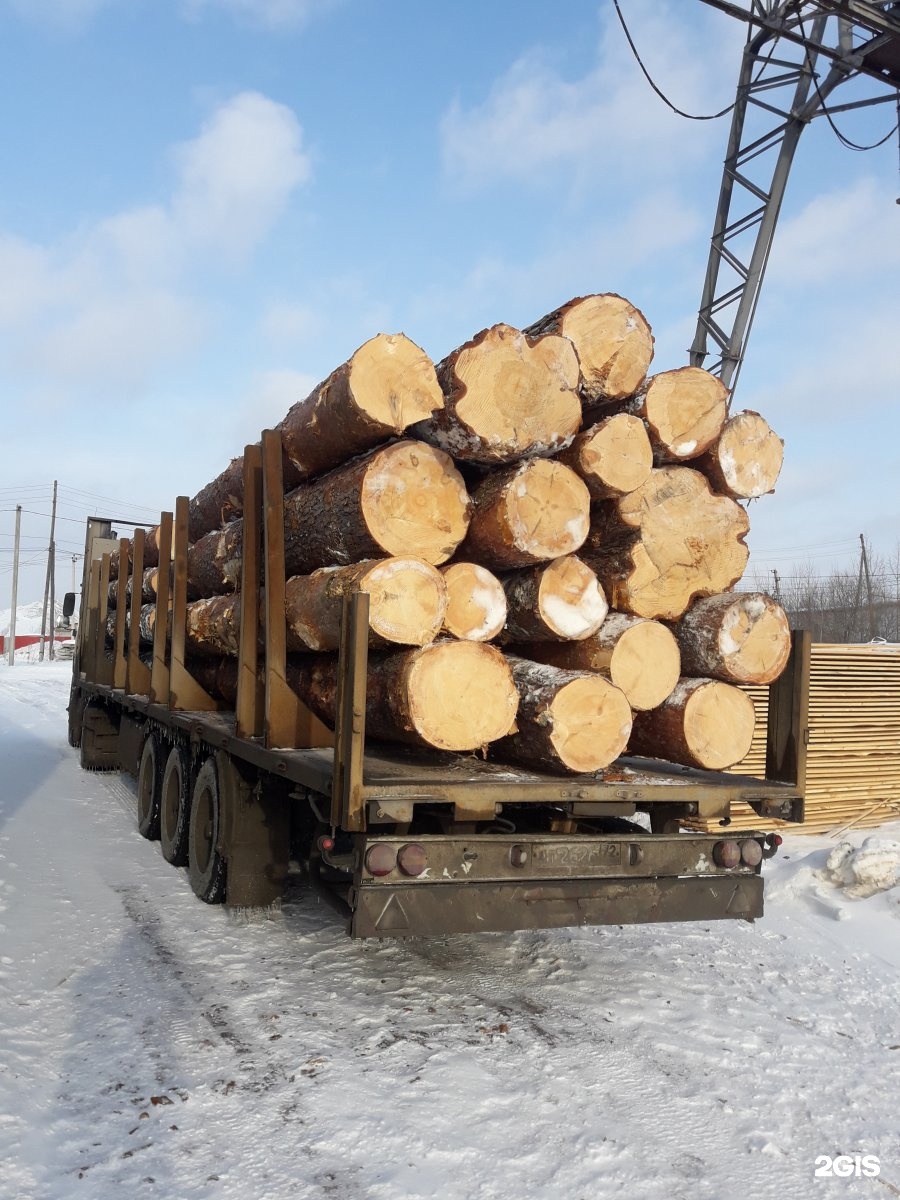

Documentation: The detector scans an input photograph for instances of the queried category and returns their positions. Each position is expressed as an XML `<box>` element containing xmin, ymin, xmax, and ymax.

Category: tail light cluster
<box><xmin>712</xmin><ymin>838</ymin><xmax>764</xmax><ymax>869</ymax></box>
<box><xmin>364</xmin><ymin>842</ymin><xmax>428</xmax><ymax>878</ymax></box>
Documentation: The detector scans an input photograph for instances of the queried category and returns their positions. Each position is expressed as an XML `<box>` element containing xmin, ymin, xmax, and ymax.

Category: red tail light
<box><xmin>712</xmin><ymin>839</ymin><xmax>741</xmax><ymax>869</ymax></box>
<box><xmin>740</xmin><ymin>839</ymin><xmax>763</xmax><ymax>867</ymax></box>
<box><xmin>397</xmin><ymin>843</ymin><xmax>427</xmax><ymax>877</ymax></box>
<box><xmin>365</xmin><ymin>844</ymin><xmax>397</xmax><ymax>877</ymax></box>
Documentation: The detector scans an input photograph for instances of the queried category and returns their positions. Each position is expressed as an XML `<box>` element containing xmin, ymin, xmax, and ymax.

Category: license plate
<box><xmin>531</xmin><ymin>843</ymin><xmax>621</xmax><ymax>869</ymax></box>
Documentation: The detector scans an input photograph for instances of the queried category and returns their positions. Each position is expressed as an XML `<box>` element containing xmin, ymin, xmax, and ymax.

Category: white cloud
<box><xmin>4</xmin><ymin>0</ymin><xmax>110</xmax><ymax>27</ymax></box>
<box><xmin>0</xmin><ymin>92</ymin><xmax>311</xmax><ymax>396</ymax></box>
<box><xmin>181</xmin><ymin>0</ymin><xmax>339</xmax><ymax>31</ymax></box>
<box><xmin>440</xmin><ymin>1</ymin><xmax>742</xmax><ymax>193</ymax></box>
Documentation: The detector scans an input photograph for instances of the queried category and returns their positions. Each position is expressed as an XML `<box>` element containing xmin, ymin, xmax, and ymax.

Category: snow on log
<box><xmin>289</xmin><ymin>641</ymin><xmax>519</xmax><ymax>752</ymax></box>
<box><xmin>617</xmin><ymin>367</ymin><xmax>728</xmax><ymax>462</ymax></box>
<box><xmin>629</xmin><ymin>677</ymin><xmax>756</xmax><ymax>770</ymax></box>
<box><xmin>500</xmin><ymin>556</ymin><xmax>608</xmax><ymax>643</ymax></box>
<box><xmin>459</xmin><ymin>459</ymin><xmax>591</xmax><ymax>570</ymax></box>
<box><xmin>582</xmin><ymin>467</ymin><xmax>749</xmax><ymax>620</ymax></box>
<box><xmin>523</xmin><ymin>294</ymin><xmax>654</xmax><ymax>405</ymax></box>
<box><xmin>492</xmin><ymin>656</ymin><xmax>632</xmax><ymax>773</ymax></box>
<box><xmin>694</xmin><ymin>410</ymin><xmax>784</xmax><ymax>499</ymax></box>
<box><xmin>283</xmin><ymin>558</ymin><xmax>447</xmax><ymax>651</ymax></box>
<box><xmin>440</xmin><ymin>562</ymin><xmax>507</xmax><ymax>642</ymax></box>
<box><xmin>675</xmin><ymin>591</ymin><xmax>791</xmax><ymax>685</ymax></box>
<box><xmin>283</xmin><ymin>440</ymin><xmax>472</xmax><ymax>575</ymax></box>
<box><xmin>557</xmin><ymin>413</ymin><xmax>653</xmax><ymax>500</ymax></box>
<box><xmin>411</xmin><ymin>323</ymin><xmax>581</xmax><ymax>463</ymax></box>
<box><xmin>520</xmin><ymin>612</ymin><xmax>680</xmax><ymax>711</ymax></box>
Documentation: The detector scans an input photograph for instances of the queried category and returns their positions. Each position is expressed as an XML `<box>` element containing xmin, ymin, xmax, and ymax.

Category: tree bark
<box><xmin>556</xmin><ymin>413</ymin><xmax>653</xmax><ymax>500</ymax></box>
<box><xmin>581</xmin><ymin>467</ymin><xmax>749</xmax><ymax>620</ymax></box>
<box><xmin>500</xmin><ymin>556</ymin><xmax>608</xmax><ymax>642</ymax></box>
<box><xmin>674</xmin><ymin>592</ymin><xmax>791</xmax><ymax>685</ymax></box>
<box><xmin>278</xmin><ymin>333</ymin><xmax>444</xmax><ymax>479</ymax></box>
<box><xmin>491</xmin><ymin>656</ymin><xmax>632</xmax><ymax>773</ymax></box>
<box><xmin>440</xmin><ymin>562</ymin><xmax>507</xmax><ymax>641</ymax></box>
<box><xmin>459</xmin><ymin>459</ymin><xmax>590</xmax><ymax>570</ymax></box>
<box><xmin>289</xmin><ymin>641</ymin><xmax>519</xmax><ymax>752</ymax></box>
<box><xmin>283</xmin><ymin>558</ymin><xmax>447</xmax><ymax>651</ymax></box>
<box><xmin>629</xmin><ymin>677</ymin><xmax>756</xmax><ymax>770</ymax></box>
<box><xmin>613</xmin><ymin>367</ymin><xmax>728</xmax><ymax>462</ymax></box>
<box><xmin>694</xmin><ymin>409</ymin><xmax>784</xmax><ymax>499</ymax></box>
<box><xmin>283</xmin><ymin>440</ymin><xmax>472</xmax><ymax>575</ymax></box>
<box><xmin>109</xmin><ymin>526</ymin><xmax>161</xmax><ymax>579</ymax></box>
<box><xmin>520</xmin><ymin>613</ymin><xmax>681</xmax><ymax>711</ymax></box>
<box><xmin>523</xmin><ymin>294</ymin><xmax>654</xmax><ymax>405</ymax></box>
<box><xmin>411</xmin><ymin>323</ymin><xmax>581</xmax><ymax>463</ymax></box>
<box><xmin>187</xmin><ymin>520</ymin><xmax>244</xmax><ymax>596</ymax></box>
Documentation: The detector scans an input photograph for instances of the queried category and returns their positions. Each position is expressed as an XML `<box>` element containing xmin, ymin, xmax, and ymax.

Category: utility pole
<box><xmin>39</xmin><ymin>480</ymin><xmax>58</xmax><ymax>662</ymax></box>
<box><xmin>7</xmin><ymin>505</ymin><xmax>21</xmax><ymax>666</ymax></box>
<box><xmin>771</xmin><ymin>569</ymin><xmax>782</xmax><ymax>604</ymax></box>
<box><xmin>860</xmin><ymin>533</ymin><xmax>875</xmax><ymax>640</ymax></box>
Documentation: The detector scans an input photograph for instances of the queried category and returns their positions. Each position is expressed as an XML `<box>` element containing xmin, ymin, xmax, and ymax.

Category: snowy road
<box><xmin>1</xmin><ymin>663</ymin><xmax>898</xmax><ymax>1200</ymax></box>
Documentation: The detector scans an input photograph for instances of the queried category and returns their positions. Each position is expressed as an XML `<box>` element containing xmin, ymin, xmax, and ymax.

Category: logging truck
<box><xmin>66</xmin><ymin>411</ymin><xmax>809</xmax><ymax>940</ymax></box>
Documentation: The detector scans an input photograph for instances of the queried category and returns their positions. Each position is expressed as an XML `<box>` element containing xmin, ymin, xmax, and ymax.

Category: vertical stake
<box><xmin>236</xmin><ymin>445</ymin><xmax>264</xmax><ymax>739</ymax></box>
<box><xmin>149</xmin><ymin>513</ymin><xmax>172</xmax><ymax>707</ymax></box>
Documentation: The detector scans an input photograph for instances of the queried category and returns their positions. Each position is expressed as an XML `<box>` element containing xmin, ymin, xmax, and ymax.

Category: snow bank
<box><xmin>823</xmin><ymin>837</ymin><xmax>900</xmax><ymax>898</ymax></box>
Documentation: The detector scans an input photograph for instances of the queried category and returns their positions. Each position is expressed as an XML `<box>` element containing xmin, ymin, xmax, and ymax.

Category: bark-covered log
<box><xmin>614</xmin><ymin>367</ymin><xmax>728</xmax><ymax>462</ymax></box>
<box><xmin>500</xmin><ymin>556</ymin><xmax>608</xmax><ymax>643</ymax></box>
<box><xmin>289</xmin><ymin>641</ymin><xmax>519</xmax><ymax>752</ymax></box>
<box><xmin>557</xmin><ymin>413</ymin><xmax>652</xmax><ymax>500</ymax></box>
<box><xmin>185</xmin><ymin>594</ymin><xmax>243</xmax><ymax>657</ymax></box>
<box><xmin>411</xmin><ymin>323</ymin><xmax>581</xmax><ymax>463</ymax></box>
<box><xmin>109</xmin><ymin>526</ymin><xmax>161</xmax><ymax>579</ymax></box>
<box><xmin>694</xmin><ymin>410</ymin><xmax>784</xmax><ymax>499</ymax></box>
<box><xmin>108</xmin><ymin>566</ymin><xmax>161</xmax><ymax>609</ymax></box>
<box><xmin>459</xmin><ymin>459</ymin><xmax>591</xmax><ymax>570</ymax></box>
<box><xmin>523</xmin><ymin>294</ymin><xmax>654</xmax><ymax>405</ymax></box>
<box><xmin>491</xmin><ymin>656</ymin><xmax>632</xmax><ymax>773</ymax></box>
<box><xmin>581</xmin><ymin>467</ymin><xmax>749</xmax><ymax>620</ymax></box>
<box><xmin>440</xmin><ymin>562</ymin><xmax>507</xmax><ymax>641</ymax></box>
<box><xmin>283</xmin><ymin>440</ymin><xmax>472</xmax><ymax>575</ymax></box>
<box><xmin>629</xmin><ymin>677</ymin><xmax>755</xmax><ymax>770</ymax></box>
<box><xmin>675</xmin><ymin>592</ymin><xmax>791</xmax><ymax>685</ymax></box>
<box><xmin>188</xmin><ymin>520</ymin><xmax>244</xmax><ymax>596</ymax></box>
<box><xmin>278</xmin><ymin>333</ymin><xmax>443</xmax><ymax>479</ymax></box>
<box><xmin>520</xmin><ymin>613</ymin><xmax>680</xmax><ymax>711</ymax></box>
<box><xmin>283</xmin><ymin>558</ymin><xmax>447</xmax><ymax>651</ymax></box>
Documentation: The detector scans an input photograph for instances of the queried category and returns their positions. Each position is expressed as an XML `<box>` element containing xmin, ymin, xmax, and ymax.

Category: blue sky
<box><xmin>1</xmin><ymin>0</ymin><xmax>898</xmax><ymax>608</ymax></box>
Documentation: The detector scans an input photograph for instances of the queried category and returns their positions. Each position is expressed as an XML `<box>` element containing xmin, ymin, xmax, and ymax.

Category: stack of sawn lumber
<box><xmin>110</xmin><ymin>293</ymin><xmax>793</xmax><ymax>775</ymax></box>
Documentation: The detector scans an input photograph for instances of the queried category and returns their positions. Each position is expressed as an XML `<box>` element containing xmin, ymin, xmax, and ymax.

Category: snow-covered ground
<box><xmin>1</xmin><ymin>662</ymin><xmax>898</xmax><ymax>1200</ymax></box>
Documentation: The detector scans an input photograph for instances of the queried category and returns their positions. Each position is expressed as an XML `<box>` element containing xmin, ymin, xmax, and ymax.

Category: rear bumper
<box><xmin>350</xmin><ymin>874</ymin><xmax>764</xmax><ymax>938</ymax></box>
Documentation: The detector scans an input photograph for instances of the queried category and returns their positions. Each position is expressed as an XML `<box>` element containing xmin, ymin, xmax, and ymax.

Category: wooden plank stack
<box><xmin>109</xmin><ymin>296</ymin><xmax>799</xmax><ymax>776</ymax></box>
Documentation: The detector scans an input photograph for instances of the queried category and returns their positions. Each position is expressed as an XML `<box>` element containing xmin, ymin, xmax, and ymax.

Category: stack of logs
<box><xmin>109</xmin><ymin>295</ymin><xmax>792</xmax><ymax>775</ymax></box>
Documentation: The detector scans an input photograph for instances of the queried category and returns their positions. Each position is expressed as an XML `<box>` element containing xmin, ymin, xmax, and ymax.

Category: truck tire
<box><xmin>188</xmin><ymin>756</ymin><xmax>228</xmax><ymax>904</ymax></box>
<box><xmin>137</xmin><ymin>733</ymin><xmax>163</xmax><ymax>840</ymax></box>
<box><xmin>160</xmin><ymin>743</ymin><xmax>192</xmax><ymax>866</ymax></box>
<box><xmin>80</xmin><ymin>703</ymin><xmax>119</xmax><ymax>771</ymax></box>
<box><xmin>67</xmin><ymin>688</ymin><xmax>86</xmax><ymax>749</ymax></box>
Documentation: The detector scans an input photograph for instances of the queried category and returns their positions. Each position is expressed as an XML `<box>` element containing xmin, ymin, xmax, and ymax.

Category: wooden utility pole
<box><xmin>860</xmin><ymin>533</ymin><xmax>875</xmax><ymax>640</ymax></box>
<box><xmin>39</xmin><ymin>481</ymin><xmax>58</xmax><ymax>662</ymax></box>
<box><xmin>7</xmin><ymin>504</ymin><xmax>21</xmax><ymax>666</ymax></box>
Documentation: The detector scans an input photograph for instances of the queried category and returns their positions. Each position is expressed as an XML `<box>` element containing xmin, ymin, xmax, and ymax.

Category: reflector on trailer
<box><xmin>365</xmin><ymin>843</ymin><xmax>397</xmax><ymax>877</ymax></box>
<box><xmin>397</xmin><ymin>843</ymin><xmax>428</xmax><ymax>877</ymax></box>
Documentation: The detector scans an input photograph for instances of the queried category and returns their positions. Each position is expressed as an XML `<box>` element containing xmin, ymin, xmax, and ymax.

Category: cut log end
<box><xmin>500</xmin><ymin>460</ymin><xmax>591</xmax><ymax>565</ymax></box>
<box><xmin>503</xmin><ymin>555</ymin><xmax>608</xmax><ymax>642</ymax></box>
<box><xmin>678</xmin><ymin>592</ymin><xmax>791</xmax><ymax>685</ymax></box>
<box><xmin>349</xmin><ymin>332</ymin><xmax>444</xmax><ymax>431</ymax></box>
<box><xmin>698</xmin><ymin>410</ymin><xmax>784</xmax><ymax>499</ymax></box>
<box><xmin>561</xmin><ymin>413</ymin><xmax>653</xmax><ymax>499</ymax></box>
<box><xmin>608</xmin><ymin>619</ymin><xmax>681</xmax><ymax>711</ymax></box>
<box><xmin>639</xmin><ymin>367</ymin><xmax>728</xmax><ymax>461</ymax></box>
<box><xmin>631</xmin><ymin>678</ymin><xmax>755</xmax><ymax>771</ymax></box>
<box><xmin>404</xmin><ymin>641</ymin><xmax>518</xmax><ymax>751</ymax></box>
<box><xmin>441</xmin><ymin>562</ymin><xmax>507</xmax><ymax>641</ymax></box>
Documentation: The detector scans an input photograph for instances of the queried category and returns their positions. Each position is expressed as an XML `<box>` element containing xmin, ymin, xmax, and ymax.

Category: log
<box><xmin>616</xmin><ymin>367</ymin><xmax>728</xmax><ymax>462</ymax></box>
<box><xmin>629</xmin><ymin>677</ymin><xmax>756</xmax><ymax>770</ymax></box>
<box><xmin>582</xmin><ymin>467</ymin><xmax>749</xmax><ymax>620</ymax></box>
<box><xmin>283</xmin><ymin>558</ymin><xmax>447</xmax><ymax>651</ymax></box>
<box><xmin>557</xmin><ymin>413</ymin><xmax>652</xmax><ymax>500</ymax></box>
<box><xmin>185</xmin><ymin>594</ymin><xmax>243</xmax><ymax>657</ymax></box>
<box><xmin>523</xmin><ymin>294</ymin><xmax>654</xmax><ymax>404</ymax></box>
<box><xmin>440</xmin><ymin>562</ymin><xmax>507</xmax><ymax>642</ymax></box>
<box><xmin>188</xmin><ymin>520</ymin><xmax>244</xmax><ymax>596</ymax></box>
<box><xmin>675</xmin><ymin>592</ymin><xmax>791</xmax><ymax>685</ymax></box>
<box><xmin>492</xmin><ymin>657</ymin><xmax>632</xmax><ymax>773</ymax></box>
<box><xmin>109</xmin><ymin>526</ymin><xmax>161</xmax><ymax>579</ymax></box>
<box><xmin>520</xmin><ymin>613</ymin><xmax>681</xmax><ymax>711</ymax></box>
<box><xmin>278</xmin><ymin>333</ymin><xmax>444</xmax><ymax>478</ymax></box>
<box><xmin>694</xmin><ymin>410</ymin><xmax>784</xmax><ymax>499</ymax></box>
<box><xmin>283</xmin><ymin>440</ymin><xmax>472</xmax><ymax>575</ymax></box>
<box><xmin>289</xmin><ymin>641</ymin><xmax>519</xmax><ymax>752</ymax></box>
<box><xmin>108</xmin><ymin>566</ymin><xmax>160</xmax><ymax>609</ymax></box>
<box><xmin>500</xmin><ymin>556</ymin><xmax>608</xmax><ymax>643</ymax></box>
<box><xmin>411</xmin><ymin>323</ymin><xmax>581</xmax><ymax>463</ymax></box>
<box><xmin>459</xmin><ymin>459</ymin><xmax>590</xmax><ymax>570</ymax></box>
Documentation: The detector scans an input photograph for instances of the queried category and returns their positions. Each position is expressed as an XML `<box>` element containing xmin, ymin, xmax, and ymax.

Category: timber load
<box><xmin>112</xmin><ymin>290</ymin><xmax>793</xmax><ymax>775</ymax></box>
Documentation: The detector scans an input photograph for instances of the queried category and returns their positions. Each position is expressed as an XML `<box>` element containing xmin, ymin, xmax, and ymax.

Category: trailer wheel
<box><xmin>80</xmin><ymin>703</ymin><xmax>119</xmax><ymax>771</ymax></box>
<box><xmin>136</xmin><ymin>733</ymin><xmax>163</xmax><ymax>840</ymax></box>
<box><xmin>160</xmin><ymin>744</ymin><xmax>192</xmax><ymax>865</ymax></box>
<box><xmin>67</xmin><ymin>688</ymin><xmax>86</xmax><ymax>749</ymax></box>
<box><xmin>188</xmin><ymin>757</ymin><xmax>227</xmax><ymax>904</ymax></box>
